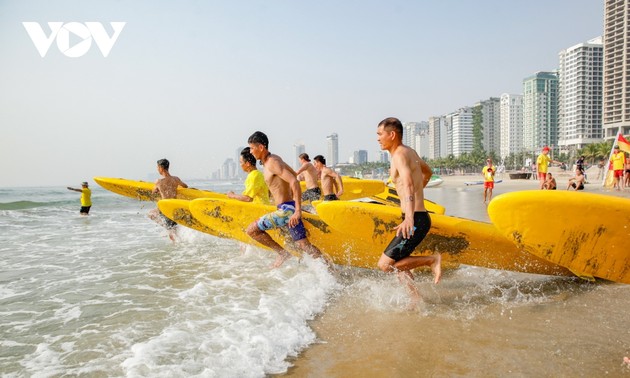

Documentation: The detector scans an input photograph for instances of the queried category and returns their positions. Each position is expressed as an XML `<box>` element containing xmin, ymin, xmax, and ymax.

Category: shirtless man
<box><xmin>245</xmin><ymin>132</ymin><xmax>327</xmax><ymax>268</ymax></box>
<box><xmin>376</xmin><ymin>117</ymin><xmax>441</xmax><ymax>307</ymax></box>
<box><xmin>543</xmin><ymin>172</ymin><xmax>557</xmax><ymax>190</ymax></box>
<box><xmin>148</xmin><ymin>158</ymin><xmax>188</xmax><ymax>240</ymax></box>
<box><xmin>312</xmin><ymin>155</ymin><xmax>343</xmax><ymax>201</ymax></box>
<box><xmin>567</xmin><ymin>168</ymin><xmax>585</xmax><ymax>191</ymax></box>
<box><xmin>295</xmin><ymin>153</ymin><xmax>321</xmax><ymax>203</ymax></box>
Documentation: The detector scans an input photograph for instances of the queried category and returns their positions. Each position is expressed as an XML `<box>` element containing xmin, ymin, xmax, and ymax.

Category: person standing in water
<box><xmin>245</xmin><ymin>131</ymin><xmax>328</xmax><ymax>268</ymax></box>
<box><xmin>148</xmin><ymin>158</ymin><xmax>188</xmax><ymax>241</ymax></box>
<box><xmin>67</xmin><ymin>181</ymin><xmax>91</xmax><ymax>215</ymax></box>
<box><xmin>376</xmin><ymin>117</ymin><xmax>441</xmax><ymax>308</ymax></box>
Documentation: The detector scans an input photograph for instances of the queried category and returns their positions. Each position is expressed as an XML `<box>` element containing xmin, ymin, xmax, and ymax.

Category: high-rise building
<box><xmin>221</xmin><ymin>158</ymin><xmax>237</xmax><ymax>180</ymax></box>
<box><xmin>353</xmin><ymin>150</ymin><xmax>368</xmax><ymax>164</ymax></box>
<box><xmin>326</xmin><ymin>133</ymin><xmax>339</xmax><ymax>166</ymax></box>
<box><xmin>428</xmin><ymin>116</ymin><xmax>448</xmax><ymax>159</ymax></box>
<box><xmin>500</xmin><ymin>93</ymin><xmax>524</xmax><ymax>159</ymax></box>
<box><xmin>450</xmin><ymin>107</ymin><xmax>474</xmax><ymax>157</ymax></box>
<box><xmin>523</xmin><ymin>72</ymin><xmax>559</xmax><ymax>153</ymax></box>
<box><xmin>558</xmin><ymin>37</ymin><xmax>603</xmax><ymax>153</ymax></box>
<box><xmin>603</xmin><ymin>0</ymin><xmax>630</xmax><ymax>138</ymax></box>
<box><xmin>474</xmin><ymin>97</ymin><xmax>501</xmax><ymax>156</ymax></box>
<box><xmin>293</xmin><ymin>143</ymin><xmax>306</xmax><ymax>170</ymax></box>
<box><xmin>377</xmin><ymin>150</ymin><xmax>390</xmax><ymax>163</ymax></box>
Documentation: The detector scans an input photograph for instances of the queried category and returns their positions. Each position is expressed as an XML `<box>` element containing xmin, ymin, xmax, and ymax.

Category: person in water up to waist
<box><xmin>376</xmin><ymin>117</ymin><xmax>441</xmax><ymax>309</ymax></box>
<box><xmin>228</xmin><ymin>147</ymin><xmax>271</xmax><ymax>204</ymax></box>
<box><xmin>312</xmin><ymin>155</ymin><xmax>343</xmax><ymax>201</ymax></box>
<box><xmin>67</xmin><ymin>181</ymin><xmax>91</xmax><ymax>215</ymax></box>
<box><xmin>245</xmin><ymin>131</ymin><xmax>329</xmax><ymax>269</ymax></box>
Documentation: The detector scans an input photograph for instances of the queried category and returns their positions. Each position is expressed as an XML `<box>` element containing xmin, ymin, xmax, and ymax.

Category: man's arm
<box><xmin>227</xmin><ymin>192</ymin><xmax>252</xmax><ymax>202</ymax></box>
<box><xmin>420</xmin><ymin>159</ymin><xmax>432</xmax><ymax>188</ymax></box>
<box><xmin>67</xmin><ymin>187</ymin><xmax>81</xmax><ymax>193</ymax></box>
<box><xmin>393</xmin><ymin>154</ymin><xmax>416</xmax><ymax>239</ymax></box>
<box><xmin>333</xmin><ymin>171</ymin><xmax>344</xmax><ymax>197</ymax></box>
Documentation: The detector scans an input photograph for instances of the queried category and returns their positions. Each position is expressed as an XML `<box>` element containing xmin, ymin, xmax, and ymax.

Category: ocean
<box><xmin>1</xmin><ymin>180</ymin><xmax>630</xmax><ymax>377</ymax></box>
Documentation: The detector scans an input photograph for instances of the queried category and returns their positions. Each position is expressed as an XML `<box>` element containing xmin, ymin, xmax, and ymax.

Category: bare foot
<box><xmin>431</xmin><ymin>253</ymin><xmax>442</xmax><ymax>284</ymax></box>
<box><xmin>271</xmin><ymin>251</ymin><xmax>292</xmax><ymax>268</ymax></box>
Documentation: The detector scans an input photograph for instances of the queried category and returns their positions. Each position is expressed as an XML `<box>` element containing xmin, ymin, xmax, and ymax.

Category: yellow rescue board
<box><xmin>368</xmin><ymin>186</ymin><xmax>445</xmax><ymax>215</ymax></box>
<box><xmin>94</xmin><ymin>177</ymin><xmax>226</xmax><ymax>201</ymax></box>
<box><xmin>315</xmin><ymin>201</ymin><xmax>572</xmax><ymax>276</ymax></box>
<box><xmin>299</xmin><ymin>177</ymin><xmax>385</xmax><ymax>201</ymax></box>
<box><xmin>187</xmin><ymin>198</ymin><xmax>371</xmax><ymax>266</ymax></box>
<box><xmin>488</xmin><ymin>190</ymin><xmax>630</xmax><ymax>283</ymax></box>
<box><xmin>157</xmin><ymin>199</ymin><xmax>220</xmax><ymax>236</ymax></box>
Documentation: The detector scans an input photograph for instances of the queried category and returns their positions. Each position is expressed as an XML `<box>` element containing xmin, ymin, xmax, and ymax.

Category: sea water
<box><xmin>1</xmin><ymin>181</ymin><xmax>630</xmax><ymax>377</ymax></box>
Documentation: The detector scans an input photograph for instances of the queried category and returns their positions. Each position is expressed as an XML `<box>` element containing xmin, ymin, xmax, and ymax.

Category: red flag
<box><xmin>617</xmin><ymin>133</ymin><xmax>630</xmax><ymax>154</ymax></box>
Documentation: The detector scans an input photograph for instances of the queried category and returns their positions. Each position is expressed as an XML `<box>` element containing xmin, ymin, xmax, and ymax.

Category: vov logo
<box><xmin>23</xmin><ymin>22</ymin><xmax>126</xmax><ymax>58</ymax></box>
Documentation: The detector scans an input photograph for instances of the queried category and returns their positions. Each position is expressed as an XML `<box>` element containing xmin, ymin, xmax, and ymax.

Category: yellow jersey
<box><xmin>243</xmin><ymin>170</ymin><xmax>270</xmax><ymax>204</ymax></box>
<box><xmin>611</xmin><ymin>151</ymin><xmax>625</xmax><ymax>171</ymax></box>
<box><xmin>536</xmin><ymin>154</ymin><xmax>551</xmax><ymax>174</ymax></box>
<box><xmin>81</xmin><ymin>187</ymin><xmax>92</xmax><ymax>207</ymax></box>
<box><xmin>482</xmin><ymin>165</ymin><xmax>495</xmax><ymax>182</ymax></box>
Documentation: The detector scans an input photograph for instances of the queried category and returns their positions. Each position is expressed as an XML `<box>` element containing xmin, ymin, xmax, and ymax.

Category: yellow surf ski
<box><xmin>94</xmin><ymin>177</ymin><xmax>226</xmax><ymax>201</ymax></box>
<box><xmin>299</xmin><ymin>176</ymin><xmax>385</xmax><ymax>201</ymax></box>
<box><xmin>488</xmin><ymin>190</ymin><xmax>630</xmax><ymax>283</ymax></box>
<box><xmin>315</xmin><ymin>200</ymin><xmax>572</xmax><ymax>276</ymax></box>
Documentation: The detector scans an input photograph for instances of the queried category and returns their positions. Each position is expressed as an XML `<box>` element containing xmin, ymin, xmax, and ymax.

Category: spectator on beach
<box><xmin>227</xmin><ymin>147</ymin><xmax>271</xmax><ymax>204</ymax></box>
<box><xmin>148</xmin><ymin>158</ymin><xmax>188</xmax><ymax>241</ymax></box>
<box><xmin>375</xmin><ymin>117</ymin><xmax>441</xmax><ymax>308</ymax></box>
<box><xmin>537</xmin><ymin>146</ymin><xmax>561</xmax><ymax>189</ymax></box>
<box><xmin>312</xmin><ymin>155</ymin><xmax>343</xmax><ymax>201</ymax></box>
<box><xmin>245</xmin><ymin>131</ymin><xmax>329</xmax><ymax>269</ymax></box>
<box><xmin>624</xmin><ymin>153</ymin><xmax>630</xmax><ymax>189</ymax></box>
<box><xmin>543</xmin><ymin>173</ymin><xmax>557</xmax><ymax>190</ymax></box>
<box><xmin>597</xmin><ymin>160</ymin><xmax>605</xmax><ymax>180</ymax></box>
<box><xmin>295</xmin><ymin>153</ymin><xmax>321</xmax><ymax>204</ymax></box>
<box><xmin>567</xmin><ymin>168</ymin><xmax>585</xmax><ymax>191</ymax></box>
<box><xmin>610</xmin><ymin>146</ymin><xmax>625</xmax><ymax>191</ymax></box>
<box><xmin>67</xmin><ymin>181</ymin><xmax>91</xmax><ymax>215</ymax></box>
<box><xmin>482</xmin><ymin>158</ymin><xmax>495</xmax><ymax>203</ymax></box>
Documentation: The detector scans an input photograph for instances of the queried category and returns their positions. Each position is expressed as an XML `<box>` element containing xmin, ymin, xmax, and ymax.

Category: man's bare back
<box><xmin>390</xmin><ymin>144</ymin><xmax>429</xmax><ymax>213</ymax></box>
<box><xmin>155</xmin><ymin>176</ymin><xmax>186</xmax><ymax>199</ymax></box>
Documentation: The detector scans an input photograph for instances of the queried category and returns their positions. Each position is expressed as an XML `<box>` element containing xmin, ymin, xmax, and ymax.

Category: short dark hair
<box><xmin>240</xmin><ymin>147</ymin><xmax>257</xmax><ymax>166</ymax></box>
<box><xmin>248</xmin><ymin>131</ymin><xmax>269</xmax><ymax>149</ymax></box>
<box><xmin>299</xmin><ymin>153</ymin><xmax>310</xmax><ymax>162</ymax></box>
<box><xmin>378</xmin><ymin>117</ymin><xmax>403</xmax><ymax>136</ymax></box>
<box><xmin>157</xmin><ymin>158</ymin><xmax>170</xmax><ymax>170</ymax></box>
<box><xmin>313</xmin><ymin>155</ymin><xmax>326</xmax><ymax>165</ymax></box>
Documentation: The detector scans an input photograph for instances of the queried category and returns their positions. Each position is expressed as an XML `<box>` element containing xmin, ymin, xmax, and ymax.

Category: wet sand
<box><xmin>282</xmin><ymin>173</ymin><xmax>630</xmax><ymax>377</ymax></box>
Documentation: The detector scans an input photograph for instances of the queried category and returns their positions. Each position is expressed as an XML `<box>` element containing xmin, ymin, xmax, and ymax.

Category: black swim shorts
<box><xmin>159</xmin><ymin>211</ymin><xmax>177</xmax><ymax>229</ymax></box>
<box><xmin>383</xmin><ymin>212</ymin><xmax>431</xmax><ymax>261</ymax></box>
<box><xmin>80</xmin><ymin>206</ymin><xmax>91</xmax><ymax>214</ymax></box>
<box><xmin>323</xmin><ymin>194</ymin><xmax>338</xmax><ymax>201</ymax></box>
<box><xmin>302</xmin><ymin>187</ymin><xmax>322</xmax><ymax>202</ymax></box>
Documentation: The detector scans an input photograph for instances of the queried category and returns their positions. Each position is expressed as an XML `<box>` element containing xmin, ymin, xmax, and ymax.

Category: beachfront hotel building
<box><xmin>353</xmin><ymin>150</ymin><xmax>368</xmax><ymax>164</ymax></box>
<box><xmin>450</xmin><ymin>107</ymin><xmax>474</xmax><ymax>157</ymax></box>
<box><xmin>558</xmin><ymin>37</ymin><xmax>603</xmax><ymax>153</ymax></box>
<box><xmin>499</xmin><ymin>93</ymin><xmax>524</xmax><ymax>159</ymax></box>
<box><xmin>603</xmin><ymin>0</ymin><xmax>630</xmax><ymax>139</ymax></box>
<box><xmin>428</xmin><ymin>116</ymin><xmax>448</xmax><ymax>159</ymax></box>
<box><xmin>404</xmin><ymin>121</ymin><xmax>429</xmax><ymax>157</ymax></box>
<box><xmin>522</xmin><ymin>72</ymin><xmax>559</xmax><ymax>153</ymax></box>
<box><xmin>326</xmin><ymin>133</ymin><xmax>339</xmax><ymax>166</ymax></box>
<box><xmin>474</xmin><ymin>97</ymin><xmax>501</xmax><ymax>157</ymax></box>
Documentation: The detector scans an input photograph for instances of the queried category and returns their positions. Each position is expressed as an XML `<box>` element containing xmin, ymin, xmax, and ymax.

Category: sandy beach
<box><xmin>283</xmin><ymin>171</ymin><xmax>630</xmax><ymax>377</ymax></box>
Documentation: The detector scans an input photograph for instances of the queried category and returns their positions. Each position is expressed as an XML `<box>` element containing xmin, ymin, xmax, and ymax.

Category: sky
<box><xmin>0</xmin><ymin>0</ymin><xmax>604</xmax><ymax>187</ymax></box>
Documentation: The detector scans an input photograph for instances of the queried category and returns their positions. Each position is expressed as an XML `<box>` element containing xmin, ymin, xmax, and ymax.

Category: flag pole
<box><xmin>602</xmin><ymin>129</ymin><xmax>621</xmax><ymax>187</ymax></box>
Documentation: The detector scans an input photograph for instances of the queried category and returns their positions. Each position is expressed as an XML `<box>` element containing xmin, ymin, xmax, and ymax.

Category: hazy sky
<box><xmin>0</xmin><ymin>0</ymin><xmax>603</xmax><ymax>187</ymax></box>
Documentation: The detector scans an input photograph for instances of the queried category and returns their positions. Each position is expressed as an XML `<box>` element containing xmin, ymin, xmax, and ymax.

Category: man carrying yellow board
<box><xmin>375</xmin><ymin>117</ymin><xmax>441</xmax><ymax>308</ymax></box>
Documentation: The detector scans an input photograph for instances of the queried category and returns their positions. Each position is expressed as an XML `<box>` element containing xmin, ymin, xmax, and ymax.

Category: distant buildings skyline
<box><xmin>213</xmin><ymin>1</ymin><xmax>627</xmax><ymax>179</ymax></box>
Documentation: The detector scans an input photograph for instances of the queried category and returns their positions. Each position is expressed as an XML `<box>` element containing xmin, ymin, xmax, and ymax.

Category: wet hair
<box><xmin>299</xmin><ymin>153</ymin><xmax>310</xmax><ymax>162</ymax></box>
<box><xmin>313</xmin><ymin>155</ymin><xmax>326</xmax><ymax>165</ymax></box>
<box><xmin>248</xmin><ymin>131</ymin><xmax>269</xmax><ymax>149</ymax></box>
<box><xmin>240</xmin><ymin>147</ymin><xmax>256</xmax><ymax>166</ymax></box>
<box><xmin>157</xmin><ymin>158</ymin><xmax>170</xmax><ymax>170</ymax></box>
<box><xmin>378</xmin><ymin>117</ymin><xmax>403</xmax><ymax>137</ymax></box>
